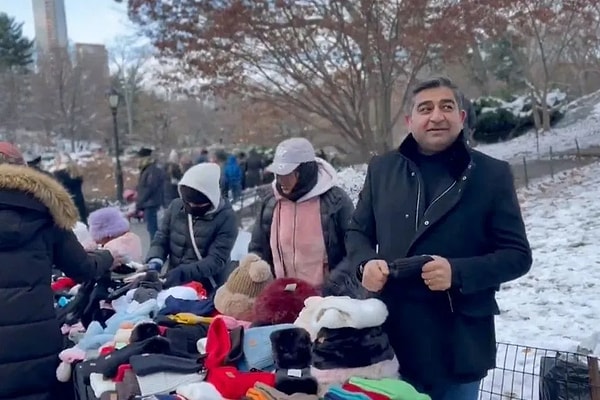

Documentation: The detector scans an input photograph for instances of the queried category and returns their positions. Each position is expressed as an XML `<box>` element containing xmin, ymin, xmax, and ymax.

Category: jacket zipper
<box><xmin>415</xmin><ymin>178</ymin><xmax>421</xmax><ymax>231</ymax></box>
<box><xmin>426</xmin><ymin>181</ymin><xmax>457</xmax><ymax>215</ymax></box>
<box><xmin>414</xmin><ymin>176</ymin><xmax>458</xmax><ymax>313</ymax></box>
<box><xmin>292</xmin><ymin>203</ymin><xmax>297</xmax><ymax>276</ymax></box>
<box><xmin>447</xmin><ymin>292</ymin><xmax>454</xmax><ymax>313</ymax></box>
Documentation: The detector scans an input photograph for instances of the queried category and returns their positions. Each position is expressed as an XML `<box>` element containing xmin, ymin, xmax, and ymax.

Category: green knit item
<box><xmin>348</xmin><ymin>378</ymin><xmax>431</xmax><ymax>400</ymax></box>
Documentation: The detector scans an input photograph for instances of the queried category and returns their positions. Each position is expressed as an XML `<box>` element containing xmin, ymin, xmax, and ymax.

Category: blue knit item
<box><xmin>238</xmin><ymin>323</ymin><xmax>295</xmax><ymax>371</ymax></box>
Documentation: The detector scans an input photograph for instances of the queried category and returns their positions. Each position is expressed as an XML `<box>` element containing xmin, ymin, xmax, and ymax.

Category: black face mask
<box><xmin>184</xmin><ymin>202</ymin><xmax>212</xmax><ymax>217</ymax></box>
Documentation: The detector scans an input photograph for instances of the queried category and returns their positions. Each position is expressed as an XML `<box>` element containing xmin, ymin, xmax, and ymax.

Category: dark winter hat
<box><xmin>136</xmin><ymin>147</ymin><xmax>153</xmax><ymax>157</ymax></box>
<box><xmin>180</xmin><ymin>185</ymin><xmax>211</xmax><ymax>205</ymax></box>
<box><xmin>88</xmin><ymin>206</ymin><xmax>130</xmax><ymax>242</ymax></box>
<box><xmin>253</xmin><ymin>278</ymin><xmax>319</xmax><ymax>326</ymax></box>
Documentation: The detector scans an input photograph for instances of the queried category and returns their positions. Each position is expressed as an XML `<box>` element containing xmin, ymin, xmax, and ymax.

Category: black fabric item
<box><xmin>249</xmin><ymin>186</ymin><xmax>354</xmax><ymax>274</ymax></box>
<box><xmin>275</xmin><ymin>161</ymin><xmax>319</xmax><ymax>202</ymax></box>
<box><xmin>411</xmin><ymin>149</ymin><xmax>455</xmax><ymax>209</ymax></box>
<box><xmin>97</xmin><ymin>336</ymin><xmax>172</xmax><ymax>379</ymax></box>
<box><xmin>180</xmin><ymin>185</ymin><xmax>210</xmax><ymax>206</ymax></box>
<box><xmin>275</xmin><ymin>368</ymin><xmax>318</xmax><ymax>395</ymax></box>
<box><xmin>112</xmin><ymin>264</ymin><xmax>137</xmax><ymax>275</ymax></box>
<box><xmin>184</xmin><ymin>202</ymin><xmax>212</xmax><ymax>217</ymax></box>
<box><xmin>106</xmin><ymin>271</ymin><xmax>162</xmax><ymax>302</ymax></box>
<box><xmin>271</xmin><ymin>328</ymin><xmax>312</xmax><ymax>369</ymax></box>
<box><xmin>345</xmin><ymin>132</ymin><xmax>532</xmax><ymax>390</ymax></box>
<box><xmin>129</xmin><ymin>353</ymin><xmax>204</xmax><ymax>376</ymax></box>
<box><xmin>0</xmin><ymin>180</ymin><xmax>113</xmax><ymax>400</ymax></box>
<box><xmin>154</xmin><ymin>315</ymin><xmax>181</xmax><ymax>328</ymax></box>
<box><xmin>312</xmin><ymin>326</ymin><xmax>395</xmax><ymax>369</ymax></box>
<box><xmin>164</xmin><ymin>323</ymin><xmax>209</xmax><ymax>354</ymax></box>
<box><xmin>73</xmin><ymin>360</ymin><xmax>102</xmax><ymax>398</ymax></box>
<box><xmin>225</xmin><ymin>326</ymin><xmax>245</xmax><ymax>365</ymax></box>
<box><xmin>322</xmin><ymin>258</ymin><xmax>371</xmax><ymax>299</ymax></box>
<box><xmin>93</xmin><ymin>308</ymin><xmax>116</xmax><ymax>329</ymax></box>
<box><xmin>145</xmin><ymin>198</ymin><xmax>238</xmax><ymax>292</ymax></box>
<box><xmin>388</xmin><ymin>255</ymin><xmax>434</xmax><ymax>281</ymax></box>
<box><xmin>130</xmin><ymin>322</ymin><xmax>161</xmax><ymax>343</ymax></box>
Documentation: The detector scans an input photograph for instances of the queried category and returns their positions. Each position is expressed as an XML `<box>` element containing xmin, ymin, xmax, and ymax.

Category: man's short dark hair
<box><xmin>408</xmin><ymin>77</ymin><xmax>464</xmax><ymax>111</ymax></box>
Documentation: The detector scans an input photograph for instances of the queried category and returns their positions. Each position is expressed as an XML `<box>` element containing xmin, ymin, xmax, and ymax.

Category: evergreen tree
<box><xmin>0</xmin><ymin>13</ymin><xmax>34</xmax><ymax>70</ymax></box>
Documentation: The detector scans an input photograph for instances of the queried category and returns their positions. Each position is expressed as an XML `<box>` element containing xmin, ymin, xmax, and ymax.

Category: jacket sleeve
<box><xmin>177</xmin><ymin>210</ymin><xmax>239</xmax><ymax>281</ymax></box>
<box><xmin>449</xmin><ymin>162</ymin><xmax>532</xmax><ymax>294</ymax></box>
<box><xmin>146</xmin><ymin>201</ymin><xmax>172</xmax><ymax>262</ymax></box>
<box><xmin>345</xmin><ymin>161</ymin><xmax>379</xmax><ymax>268</ymax></box>
<box><xmin>248</xmin><ymin>199</ymin><xmax>270</xmax><ymax>260</ymax></box>
<box><xmin>333</xmin><ymin>187</ymin><xmax>355</xmax><ymax>257</ymax></box>
<box><xmin>53</xmin><ymin>228</ymin><xmax>113</xmax><ymax>282</ymax></box>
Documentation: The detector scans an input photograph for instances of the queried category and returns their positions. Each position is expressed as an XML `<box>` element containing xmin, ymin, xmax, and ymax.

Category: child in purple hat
<box><xmin>88</xmin><ymin>207</ymin><xmax>143</xmax><ymax>263</ymax></box>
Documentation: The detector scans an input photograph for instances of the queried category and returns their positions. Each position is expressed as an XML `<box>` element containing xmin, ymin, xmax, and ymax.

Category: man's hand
<box><xmin>422</xmin><ymin>256</ymin><xmax>452</xmax><ymax>291</ymax></box>
<box><xmin>361</xmin><ymin>259</ymin><xmax>389</xmax><ymax>292</ymax></box>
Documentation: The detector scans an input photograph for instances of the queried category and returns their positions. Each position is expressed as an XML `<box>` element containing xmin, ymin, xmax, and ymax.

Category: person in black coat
<box><xmin>346</xmin><ymin>77</ymin><xmax>532</xmax><ymax>400</ymax></box>
<box><xmin>136</xmin><ymin>147</ymin><xmax>165</xmax><ymax>240</ymax></box>
<box><xmin>0</xmin><ymin>143</ymin><xmax>118</xmax><ymax>400</ymax></box>
<box><xmin>53</xmin><ymin>153</ymin><xmax>88</xmax><ymax>223</ymax></box>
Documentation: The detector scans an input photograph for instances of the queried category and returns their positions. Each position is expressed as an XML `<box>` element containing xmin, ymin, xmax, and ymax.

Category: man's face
<box><xmin>405</xmin><ymin>86</ymin><xmax>466</xmax><ymax>154</ymax></box>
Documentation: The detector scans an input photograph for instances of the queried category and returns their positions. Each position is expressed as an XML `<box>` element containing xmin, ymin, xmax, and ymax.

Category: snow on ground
<box><xmin>481</xmin><ymin>163</ymin><xmax>600</xmax><ymax>399</ymax></box>
<box><xmin>477</xmin><ymin>97</ymin><xmax>600</xmax><ymax>163</ymax></box>
<box><xmin>333</xmin><ymin>161</ymin><xmax>600</xmax><ymax>399</ymax></box>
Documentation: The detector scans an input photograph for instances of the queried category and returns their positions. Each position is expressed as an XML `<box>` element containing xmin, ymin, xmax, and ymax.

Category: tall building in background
<box><xmin>32</xmin><ymin>0</ymin><xmax>68</xmax><ymax>54</ymax></box>
<box><xmin>75</xmin><ymin>43</ymin><xmax>110</xmax><ymax>83</ymax></box>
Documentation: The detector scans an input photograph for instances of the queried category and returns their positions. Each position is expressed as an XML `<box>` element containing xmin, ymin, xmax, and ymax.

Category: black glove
<box><xmin>163</xmin><ymin>264</ymin><xmax>196</xmax><ymax>288</ymax></box>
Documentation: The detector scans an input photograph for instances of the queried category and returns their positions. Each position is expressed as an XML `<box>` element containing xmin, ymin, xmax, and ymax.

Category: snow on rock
<box><xmin>477</xmin><ymin>100</ymin><xmax>600</xmax><ymax>163</ymax></box>
<box><xmin>337</xmin><ymin>164</ymin><xmax>367</xmax><ymax>205</ymax></box>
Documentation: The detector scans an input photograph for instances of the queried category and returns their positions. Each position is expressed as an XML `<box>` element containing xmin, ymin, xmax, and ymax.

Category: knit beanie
<box><xmin>213</xmin><ymin>253</ymin><xmax>273</xmax><ymax>320</ymax></box>
<box><xmin>88</xmin><ymin>207</ymin><xmax>130</xmax><ymax>242</ymax></box>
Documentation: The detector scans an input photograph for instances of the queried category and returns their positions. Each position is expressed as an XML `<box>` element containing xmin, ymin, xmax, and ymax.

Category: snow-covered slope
<box><xmin>477</xmin><ymin>95</ymin><xmax>600</xmax><ymax>163</ymax></box>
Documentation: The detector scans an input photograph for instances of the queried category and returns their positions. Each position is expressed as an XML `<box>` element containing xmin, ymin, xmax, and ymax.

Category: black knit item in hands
<box><xmin>388</xmin><ymin>255</ymin><xmax>434</xmax><ymax>280</ymax></box>
<box><xmin>275</xmin><ymin>368</ymin><xmax>318</xmax><ymax>395</ymax></box>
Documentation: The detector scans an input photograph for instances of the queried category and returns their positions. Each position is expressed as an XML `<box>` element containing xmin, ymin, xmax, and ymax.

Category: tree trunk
<box><xmin>541</xmin><ymin>86</ymin><xmax>551</xmax><ymax>132</ymax></box>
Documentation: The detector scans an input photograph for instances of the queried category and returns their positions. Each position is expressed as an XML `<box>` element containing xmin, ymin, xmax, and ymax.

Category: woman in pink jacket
<box><xmin>248</xmin><ymin>137</ymin><xmax>354</xmax><ymax>289</ymax></box>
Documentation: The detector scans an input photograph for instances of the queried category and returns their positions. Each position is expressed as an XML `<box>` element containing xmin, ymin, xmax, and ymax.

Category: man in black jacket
<box><xmin>346</xmin><ymin>77</ymin><xmax>532</xmax><ymax>400</ymax></box>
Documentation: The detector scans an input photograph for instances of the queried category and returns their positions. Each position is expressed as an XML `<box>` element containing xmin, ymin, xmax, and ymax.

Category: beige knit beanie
<box><xmin>214</xmin><ymin>254</ymin><xmax>273</xmax><ymax>320</ymax></box>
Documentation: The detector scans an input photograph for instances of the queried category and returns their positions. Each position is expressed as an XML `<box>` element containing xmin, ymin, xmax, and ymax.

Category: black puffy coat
<box><xmin>0</xmin><ymin>164</ymin><xmax>113</xmax><ymax>400</ymax></box>
<box><xmin>146</xmin><ymin>198</ymin><xmax>239</xmax><ymax>291</ymax></box>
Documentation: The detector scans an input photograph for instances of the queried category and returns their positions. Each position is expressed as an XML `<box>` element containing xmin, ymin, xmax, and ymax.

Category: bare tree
<box><xmin>498</xmin><ymin>0</ymin><xmax>598</xmax><ymax>131</ymax></box>
<box><xmin>32</xmin><ymin>50</ymin><xmax>104</xmax><ymax>151</ymax></box>
<box><xmin>109</xmin><ymin>35</ymin><xmax>152</xmax><ymax>138</ymax></box>
<box><xmin>123</xmin><ymin>0</ymin><xmax>472</xmax><ymax>153</ymax></box>
<box><xmin>0</xmin><ymin>72</ymin><xmax>30</xmax><ymax>141</ymax></box>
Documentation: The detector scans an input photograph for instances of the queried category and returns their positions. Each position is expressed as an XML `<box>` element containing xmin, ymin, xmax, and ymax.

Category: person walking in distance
<box><xmin>345</xmin><ymin>77</ymin><xmax>532</xmax><ymax>400</ymax></box>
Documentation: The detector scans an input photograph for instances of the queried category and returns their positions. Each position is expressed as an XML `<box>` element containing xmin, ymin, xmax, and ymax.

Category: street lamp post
<box><xmin>108</xmin><ymin>89</ymin><xmax>124</xmax><ymax>203</ymax></box>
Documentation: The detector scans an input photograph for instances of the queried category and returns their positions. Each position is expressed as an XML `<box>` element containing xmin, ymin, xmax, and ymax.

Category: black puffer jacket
<box><xmin>146</xmin><ymin>198</ymin><xmax>239</xmax><ymax>291</ymax></box>
<box><xmin>0</xmin><ymin>164</ymin><xmax>113</xmax><ymax>400</ymax></box>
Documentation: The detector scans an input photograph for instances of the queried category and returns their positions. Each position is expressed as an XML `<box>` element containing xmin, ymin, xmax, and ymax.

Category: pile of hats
<box><xmin>295</xmin><ymin>296</ymin><xmax>400</xmax><ymax>395</ymax></box>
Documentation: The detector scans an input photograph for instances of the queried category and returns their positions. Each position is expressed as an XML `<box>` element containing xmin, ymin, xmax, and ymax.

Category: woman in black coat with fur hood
<box><xmin>0</xmin><ymin>143</ymin><xmax>118</xmax><ymax>400</ymax></box>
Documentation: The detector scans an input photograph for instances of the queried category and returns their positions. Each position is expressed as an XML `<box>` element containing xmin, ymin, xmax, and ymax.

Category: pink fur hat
<box><xmin>88</xmin><ymin>207</ymin><xmax>130</xmax><ymax>242</ymax></box>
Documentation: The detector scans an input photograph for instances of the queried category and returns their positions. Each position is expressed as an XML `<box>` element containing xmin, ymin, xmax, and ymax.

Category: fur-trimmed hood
<box><xmin>0</xmin><ymin>164</ymin><xmax>79</xmax><ymax>230</ymax></box>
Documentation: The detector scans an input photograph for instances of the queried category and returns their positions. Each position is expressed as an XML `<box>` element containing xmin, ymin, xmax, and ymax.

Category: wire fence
<box><xmin>515</xmin><ymin>139</ymin><xmax>600</xmax><ymax>189</ymax></box>
<box><xmin>480</xmin><ymin>342</ymin><xmax>600</xmax><ymax>400</ymax></box>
